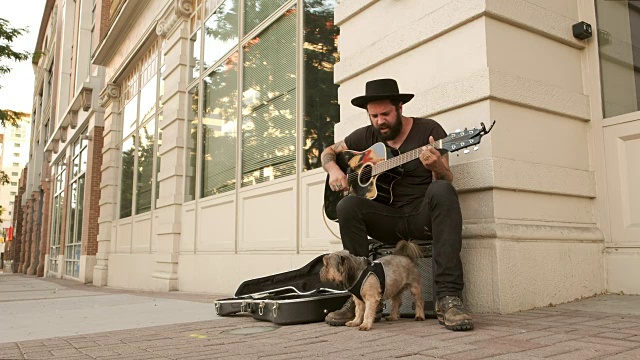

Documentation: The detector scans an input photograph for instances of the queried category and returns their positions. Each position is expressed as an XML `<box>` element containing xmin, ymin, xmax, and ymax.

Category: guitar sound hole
<box><xmin>358</xmin><ymin>163</ymin><xmax>373</xmax><ymax>186</ymax></box>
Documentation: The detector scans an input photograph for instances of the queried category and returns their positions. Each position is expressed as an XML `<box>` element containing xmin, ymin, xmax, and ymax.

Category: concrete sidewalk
<box><xmin>0</xmin><ymin>273</ymin><xmax>222</xmax><ymax>343</ymax></box>
<box><xmin>1</xmin><ymin>273</ymin><xmax>640</xmax><ymax>359</ymax></box>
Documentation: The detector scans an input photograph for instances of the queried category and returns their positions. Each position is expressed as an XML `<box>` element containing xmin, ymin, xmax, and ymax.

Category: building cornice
<box><xmin>93</xmin><ymin>0</ymin><xmax>153</xmax><ymax>65</ymax></box>
<box><xmin>33</xmin><ymin>0</ymin><xmax>56</xmax><ymax>64</ymax></box>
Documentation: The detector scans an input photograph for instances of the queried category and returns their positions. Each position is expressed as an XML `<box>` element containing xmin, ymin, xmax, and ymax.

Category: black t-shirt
<box><xmin>344</xmin><ymin>117</ymin><xmax>447</xmax><ymax>209</ymax></box>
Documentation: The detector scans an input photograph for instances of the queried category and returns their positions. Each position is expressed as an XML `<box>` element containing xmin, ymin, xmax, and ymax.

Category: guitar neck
<box><xmin>372</xmin><ymin>138</ymin><xmax>448</xmax><ymax>175</ymax></box>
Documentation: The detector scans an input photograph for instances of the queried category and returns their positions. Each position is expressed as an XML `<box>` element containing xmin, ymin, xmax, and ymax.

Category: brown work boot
<box><xmin>436</xmin><ymin>296</ymin><xmax>474</xmax><ymax>331</ymax></box>
<box><xmin>325</xmin><ymin>297</ymin><xmax>356</xmax><ymax>326</ymax></box>
<box><xmin>325</xmin><ymin>297</ymin><xmax>383</xmax><ymax>326</ymax></box>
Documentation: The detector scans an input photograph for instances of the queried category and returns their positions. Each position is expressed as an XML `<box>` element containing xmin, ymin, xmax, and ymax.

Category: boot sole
<box><xmin>438</xmin><ymin>319</ymin><xmax>474</xmax><ymax>331</ymax></box>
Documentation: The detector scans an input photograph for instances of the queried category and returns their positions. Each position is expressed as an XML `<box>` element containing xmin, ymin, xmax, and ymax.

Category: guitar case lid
<box><xmin>234</xmin><ymin>254</ymin><xmax>341</xmax><ymax>297</ymax></box>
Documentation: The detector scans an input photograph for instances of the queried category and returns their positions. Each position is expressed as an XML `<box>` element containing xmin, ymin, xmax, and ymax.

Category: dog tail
<box><xmin>394</xmin><ymin>240</ymin><xmax>423</xmax><ymax>261</ymax></box>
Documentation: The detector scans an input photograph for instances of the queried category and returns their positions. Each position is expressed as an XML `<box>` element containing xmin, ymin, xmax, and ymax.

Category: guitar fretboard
<box><xmin>371</xmin><ymin>134</ymin><xmax>454</xmax><ymax>175</ymax></box>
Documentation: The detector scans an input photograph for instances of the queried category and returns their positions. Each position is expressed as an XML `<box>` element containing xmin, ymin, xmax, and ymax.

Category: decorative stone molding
<box><xmin>99</xmin><ymin>83</ymin><xmax>121</xmax><ymax>108</ymax></box>
<box><xmin>175</xmin><ymin>0</ymin><xmax>195</xmax><ymax>18</ymax></box>
<box><xmin>81</xmin><ymin>88</ymin><xmax>92</xmax><ymax>112</ymax></box>
<box><xmin>156</xmin><ymin>19</ymin><xmax>176</xmax><ymax>37</ymax></box>
<box><xmin>156</xmin><ymin>0</ymin><xmax>195</xmax><ymax>38</ymax></box>
<box><xmin>60</xmin><ymin>127</ymin><xmax>67</xmax><ymax>143</ymax></box>
<box><xmin>69</xmin><ymin>111</ymin><xmax>78</xmax><ymax>129</ymax></box>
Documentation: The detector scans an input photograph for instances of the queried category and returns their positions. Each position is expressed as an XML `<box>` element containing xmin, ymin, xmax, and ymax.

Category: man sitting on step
<box><xmin>321</xmin><ymin>78</ymin><xmax>473</xmax><ymax>331</ymax></box>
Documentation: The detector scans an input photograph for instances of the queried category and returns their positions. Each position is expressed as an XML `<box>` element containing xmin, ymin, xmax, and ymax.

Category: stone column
<box><xmin>150</xmin><ymin>0</ymin><xmax>194</xmax><ymax>291</ymax></box>
<box><xmin>12</xmin><ymin>168</ymin><xmax>27</xmax><ymax>273</ymax></box>
<box><xmin>93</xmin><ymin>84</ymin><xmax>121</xmax><ymax>286</ymax></box>
<box><xmin>27</xmin><ymin>191</ymin><xmax>42</xmax><ymax>275</ymax></box>
<box><xmin>38</xmin><ymin>169</ymin><xmax>52</xmax><ymax>277</ymax></box>
<box><xmin>21</xmin><ymin>200</ymin><xmax>33</xmax><ymax>274</ymax></box>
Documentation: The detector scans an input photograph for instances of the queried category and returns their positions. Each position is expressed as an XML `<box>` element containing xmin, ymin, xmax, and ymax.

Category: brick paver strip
<box><xmin>2</xmin><ymin>308</ymin><xmax>640</xmax><ymax>360</ymax></box>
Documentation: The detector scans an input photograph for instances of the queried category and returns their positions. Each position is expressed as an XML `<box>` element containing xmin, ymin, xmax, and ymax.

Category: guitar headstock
<box><xmin>439</xmin><ymin>121</ymin><xmax>496</xmax><ymax>154</ymax></box>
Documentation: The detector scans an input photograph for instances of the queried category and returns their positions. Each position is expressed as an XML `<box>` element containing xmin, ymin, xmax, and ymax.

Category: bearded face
<box><xmin>370</xmin><ymin>103</ymin><xmax>403</xmax><ymax>141</ymax></box>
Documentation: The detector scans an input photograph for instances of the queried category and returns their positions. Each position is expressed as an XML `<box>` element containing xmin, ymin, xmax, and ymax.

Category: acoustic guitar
<box><xmin>323</xmin><ymin>121</ymin><xmax>495</xmax><ymax>221</ymax></box>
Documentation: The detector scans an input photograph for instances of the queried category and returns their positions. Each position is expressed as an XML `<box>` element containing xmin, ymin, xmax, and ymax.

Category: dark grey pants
<box><xmin>336</xmin><ymin>180</ymin><xmax>464</xmax><ymax>299</ymax></box>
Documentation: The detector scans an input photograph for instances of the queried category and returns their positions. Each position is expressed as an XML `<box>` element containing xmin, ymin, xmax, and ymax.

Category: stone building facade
<box><xmin>12</xmin><ymin>0</ymin><xmax>640</xmax><ymax>314</ymax></box>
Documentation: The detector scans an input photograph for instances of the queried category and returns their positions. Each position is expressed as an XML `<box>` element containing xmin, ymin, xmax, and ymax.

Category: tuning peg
<box><xmin>473</xmin><ymin>146</ymin><xmax>479</xmax><ymax>151</ymax></box>
<box><xmin>463</xmin><ymin>149</ymin><xmax>469</xmax><ymax>154</ymax></box>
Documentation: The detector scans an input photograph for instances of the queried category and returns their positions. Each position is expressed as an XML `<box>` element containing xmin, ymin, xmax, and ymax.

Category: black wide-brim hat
<box><xmin>351</xmin><ymin>78</ymin><xmax>414</xmax><ymax>109</ymax></box>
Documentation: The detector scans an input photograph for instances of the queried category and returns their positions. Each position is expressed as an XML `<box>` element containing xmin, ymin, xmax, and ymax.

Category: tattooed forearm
<box><xmin>322</xmin><ymin>151</ymin><xmax>336</xmax><ymax>167</ymax></box>
<box><xmin>322</xmin><ymin>141</ymin><xmax>346</xmax><ymax>171</ymax></box>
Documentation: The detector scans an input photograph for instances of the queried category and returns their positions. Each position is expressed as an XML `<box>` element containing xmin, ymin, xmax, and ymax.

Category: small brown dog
<box><xmin>319</xmin><ymin>240</ymin><xmax>425</xmax><ymax>330</ymax></box>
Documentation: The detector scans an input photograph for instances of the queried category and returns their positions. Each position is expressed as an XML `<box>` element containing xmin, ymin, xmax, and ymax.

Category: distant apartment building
<box><xmin>0</xmin><ymin>119</ymin><xmax>30</xmax><ymax>228</ymax></box>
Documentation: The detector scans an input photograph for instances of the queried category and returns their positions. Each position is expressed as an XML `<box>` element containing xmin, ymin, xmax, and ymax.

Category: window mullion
<box><xmin>132</xmin><ymin>74</ymin><xmax>141</xmax><ymax>216</ymax></box>
<box><xmin>195</xmin><ymin>81</ymin><xmax>203</xmax><ymax>200</ymax></box>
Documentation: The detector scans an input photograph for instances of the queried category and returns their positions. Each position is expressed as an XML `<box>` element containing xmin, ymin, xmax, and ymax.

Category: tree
<box><xmin>0</xmin><ymin>17</ymin><xmax>31</xmax><ymax>128</ymax></box>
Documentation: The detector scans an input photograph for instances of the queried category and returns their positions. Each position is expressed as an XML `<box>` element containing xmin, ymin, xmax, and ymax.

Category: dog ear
<box><xmin>339</xmin><ymin>254</ymin><xmax>351</xmax><ymax>274</ymax></box>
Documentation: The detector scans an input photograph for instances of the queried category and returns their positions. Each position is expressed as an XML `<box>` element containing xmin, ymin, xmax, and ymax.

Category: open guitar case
<box><xmin>214</xmin><ymin>254</ymin><xmax>351</xmax><ymax>325</ymax></box>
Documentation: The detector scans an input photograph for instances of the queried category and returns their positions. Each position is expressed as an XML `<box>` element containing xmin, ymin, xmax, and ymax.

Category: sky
<box><xmin>0</xmin><ymin>0</ymin><xmax>48</xmax><ymax>113</ymax></box>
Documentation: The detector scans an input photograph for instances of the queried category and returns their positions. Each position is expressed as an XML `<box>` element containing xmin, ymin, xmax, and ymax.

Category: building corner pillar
<box><xmin>150</xmin><ymin>7</ymin><xmax>193</xmax><ymax>291</ymax></box>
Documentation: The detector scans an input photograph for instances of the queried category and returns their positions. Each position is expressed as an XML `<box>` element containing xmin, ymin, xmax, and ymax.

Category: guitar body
<box><xmin>324</xmin><ymin>142</ymin><xmax>403</xmax><ymax>222</ymax></box>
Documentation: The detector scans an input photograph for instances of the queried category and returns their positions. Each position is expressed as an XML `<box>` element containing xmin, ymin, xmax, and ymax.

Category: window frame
<box><xmin>64</xmin><ymin>132</ymin><xmax>88</xmax><ymax>278</ymax></box>
<box><xmin>118</xmin><ymin>40</ymin><xmax>164</xmax><ymax>220</ymax></box>
<box><xmin>185</xmin><ymin>0</ymin><xmax>302</xmax><ymax>202</ymax></box>
<box><xmin>49</xmin><ymin>157</ymin><xmax>66</xmax><ymax>275</ymax></box>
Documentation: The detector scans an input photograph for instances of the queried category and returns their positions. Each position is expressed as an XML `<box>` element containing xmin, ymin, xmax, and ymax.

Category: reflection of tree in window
<box><xmin>136</xmin><ymin>122</ymin><xmax>155</xmax><ymax>214</ymax></box>
<box><xmin>185</xmin><ymin>86</ymin><xmax>199</xmax><ymax>201</ymax></box>
<box><xmin>202</xmin><ymin>53</ymin><xmax>238</xmax><ymax>197</ymax></box>
<box><xmin>203</xmin><ymin>0</ymin><xmax>238</xmax><ymax>72</ymax></box>
<box><xmin>303</xmin><ymin>0</ymin><xmax>339</xmax><ymax>171</ymax></box>
<box><xmin>120</xmin><ymin>136</ymin><xmax>135</xmax><ymax>218</ymax></box>
<box><xmin>244</xmin><ymin>0</ymin><xmax>288</xmax><ymax>35</ymax></box>
<box><xmin>241</xmin><ymin>7</ymin><xmax>297</xmax><ymax>187</ymax></box>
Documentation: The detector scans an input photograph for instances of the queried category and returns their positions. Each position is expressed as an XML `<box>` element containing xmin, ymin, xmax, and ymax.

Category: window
<box><xmin>13</xmin><ymin>153</ymin><xmax>19</xmax><ymax>157</ymax></box>
<box><xmin>10</xmin><ymin>182</ymin><xmax>17</xmax><ymax>186</ymax></box>
<box><xmin>596</xmin><ymin>0</ymin><xmax>640</xmax><ymax>117</ymax></box>
<box><xmin>13</xmin><ymin>162</ymin><xmax>19</xmax><ymax>167</ymax></box>
<box><xmin>47</xmin><ymin>63</ymin><xmax>53</xmax><ymax>101</ymax></box>
<box><xmin>10</xmin><ymin>191</ymin><xmax>16</xmax><ymax>196</ymax></box>
<box><xmin>90</xmin><ymin>0</ymin><xmax>96</xmax><ymax>69</ymax></box>
<box><xmin>44</xmin><ymin>121</ymin><xmax>50</xmax><ymax>144</ymax></box>
<box><xmin>8</xmin><ymin>211</ymin><xmax>11</xmax><ymax>215</ymax></box>
<box><xmin>14</xmin><ymin>143</ymin><xmax>20</xmax><ymax>147</ymax></box>
<box><xmin>119</xmin><ymin>40</ymin><xmax>165</xmax><ymax>218</ymax></box>
<box><xmin>65</xmin><ymin>133</ymin><xmax>88</xmax><ymax>278</ymax></box>
<box><xmin>185</xmin><ymin>0</ymin><xmax>339</xmax><ymax>200</ymax></box>
<box><xmin>50</xmin><ymin>159</ymin><xmax>66</xmax><ymax>274</ymax></box>
<box><xmin>11</xmin><ymin>172</ymin><xmax>18</xmax><ymax>176</ymax></box>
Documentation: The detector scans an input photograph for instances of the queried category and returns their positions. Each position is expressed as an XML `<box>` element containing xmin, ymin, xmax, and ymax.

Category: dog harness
<box><xmin>347</xmin><ymin>259</ymin><xmax>386</xmax><ymax>301</ymax></box>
